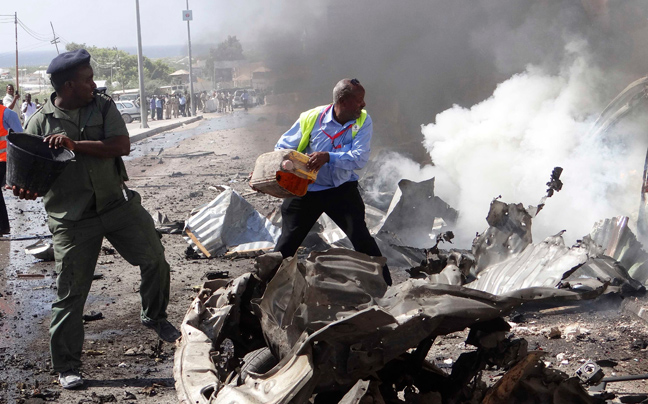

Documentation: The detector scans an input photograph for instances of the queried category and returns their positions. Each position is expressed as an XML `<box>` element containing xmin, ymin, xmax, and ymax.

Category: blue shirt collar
<box><xmin>322</xmin><ymin>104</ymin><xmax>355</xmax><ymax>127</ymax></box>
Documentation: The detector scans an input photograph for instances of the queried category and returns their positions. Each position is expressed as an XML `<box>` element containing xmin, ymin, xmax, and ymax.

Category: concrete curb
<box><xmin>130</xmin><ymin>116</ymin><xmax>203</xmax><ymax>142</ymax></box>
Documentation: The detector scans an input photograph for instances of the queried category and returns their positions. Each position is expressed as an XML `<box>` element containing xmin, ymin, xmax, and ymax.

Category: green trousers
<box><xmin>47</xmin><ymin>191</ymin><xmax>170</xmax><ymax>372</ymax></box>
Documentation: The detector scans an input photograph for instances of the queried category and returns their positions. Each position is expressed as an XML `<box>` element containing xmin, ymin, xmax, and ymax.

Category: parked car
<box><xmin>232</xmin><ymin>89</ymin><xmax>257</xmax><ymax>108</ymax></box>
<box><xmin>114</xmin><ymin>100</ymin><xmax>141</xmax><ymax>123</ymax></box>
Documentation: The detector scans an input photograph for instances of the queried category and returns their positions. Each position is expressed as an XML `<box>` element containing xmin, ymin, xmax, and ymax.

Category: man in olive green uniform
<box><xmin>14</xmin><ymin>49</ymin><xmax>179</xmax><ymax>389</ymax></box>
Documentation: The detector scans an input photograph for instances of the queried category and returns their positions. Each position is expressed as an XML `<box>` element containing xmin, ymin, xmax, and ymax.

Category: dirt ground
<box><xmin>1</xmin><ymin>104</ymin><xmax>647</xmax><ymax>403</ymax></box>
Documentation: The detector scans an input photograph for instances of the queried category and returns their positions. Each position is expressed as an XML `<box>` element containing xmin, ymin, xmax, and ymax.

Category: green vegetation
<box><xmin>65</xmin><ymin>42</ymin><xmax>172</xmax><ymax>93</ymax></box>
<box><xmin>205</xmin><ymin>35</ymin><xmax>245</xmax><ymax>72</ymax></box>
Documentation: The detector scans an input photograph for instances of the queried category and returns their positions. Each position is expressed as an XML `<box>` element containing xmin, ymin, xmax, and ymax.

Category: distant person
<box><xmin>3</xmin><ymin>84</ymin><xmax>21</xmax><ymax>122</ymax></box>
<box><xmin>228</xmin><ymin>91</ymin><xmax>234</xmax><ymax>112</ymax></box>
<box><xmin>171</xmin><ymin>94</ymin><xmax>179</xmax><ymax>118</ymax></box>
<box><xmin>241</xmin><ymin>90</ymin><xmax>249</xmax><ymax>112</ymax></box>
<box><xmin>14</xmin><ymin>48</ymin><xmax>179</xmax><ymax>389</ymax></box>
<box><xmin>187</xmin><ymin>92</ymin><xmax>193</xmax><ymax>117</ymax></box>
<box><xmin>165</xmin><ymin>94</ymin><xmax>172</xmax><ymax>119</ymax></box>
<box><xmin>217</xmin><ymin>91</ymin><xmax>224</xmax><ymax>112</ymax></box>
<box><xmin>21</xmin><ymin>93</ymin><xmax>37</xmax><ymax>122</ymax></box>
<box><xmin>0</xmin><ymin>99</ymin><xmax>23</xmax><ymax>235</ymax></box>
<box><xmin>155</xmin><ymin>96</ymin><xmax>163</xmax><ymax>120</ymax></box>
<box><xmin>179</xmin><ymin>94</ymin><xmax>186</xmax><ymax>117</ymax></box>
<box><xmin>34</xmin><ymin>98</ymin><xmax>42</xmax><ymax>109</ymax></box>
<box><xmin>200</xmin><ymin>91</ymin><xmax>207</xmax><ymax>112</ymax></box>
<box><xmin>149</xmin><ymin>96</ymin><xmax>156</xmax><ymax>120</ymax></box>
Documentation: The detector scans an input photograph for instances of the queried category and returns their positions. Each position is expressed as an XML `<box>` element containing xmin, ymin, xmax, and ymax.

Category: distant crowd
<box><xmin>141</xmin><ymin>88</ymin><xmax>268</xmax><ymax>121</ymax></box>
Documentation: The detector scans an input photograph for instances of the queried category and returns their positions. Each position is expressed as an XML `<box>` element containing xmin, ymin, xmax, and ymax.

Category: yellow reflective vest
<box><xmin>296</xmin><ymin>104</ymin><xmax>367</xmax><ymax>153</ymax></box>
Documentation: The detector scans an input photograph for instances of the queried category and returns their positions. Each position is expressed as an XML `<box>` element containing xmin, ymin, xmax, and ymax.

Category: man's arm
<box><xmin>7</xmin><ymin>93</ymin><xmax>19</xmax><ymax>110</ymax></box>
<box><xmin>326</xmin><ymin>116</ymin><xmax>373</xmax><ymax>171</ymax></box>
<box><xmin>44</xmin><ymin>134</ymin><xmax>130</xmax><ymax>158</ymax></box>
<box><xmin>274</xmin><ymin>119</ymin><xmax>302</xmax><ymax>151</ymax></box>
<box><xmin>3</xmin><ymin>109</ymin><xmax>23</xmax><ymax>132</ymax></box>
<box><xmin>45</xmin><ymin>97</ymin><xmax>132</xmax><ymax>158</ymax></box>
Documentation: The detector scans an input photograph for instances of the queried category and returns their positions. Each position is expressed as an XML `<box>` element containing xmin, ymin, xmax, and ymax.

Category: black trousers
<box><xmin>0</xmin><ymin>162</ymin><xmax>9</xmax><ymax>232</ymax></box>
<box><xmin>275</xmin><ymin>181</ymin><xmax>392</xmax><ymax>285</ymax></box>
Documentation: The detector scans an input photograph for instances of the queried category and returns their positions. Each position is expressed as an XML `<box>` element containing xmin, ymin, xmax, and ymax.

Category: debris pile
<box><xmin>174</xmin><ymin>166</ymin><xmax>648</xmax><ymax>403</ymax></box>
<box><xmin>174</xmin><ymin>249</ymin><xmax>610</xmax><ymax>403</ymax></box>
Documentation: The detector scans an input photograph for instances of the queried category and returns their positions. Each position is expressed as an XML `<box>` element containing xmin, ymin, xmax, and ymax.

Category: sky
<box><xmin>0</xmin><ymin>0</ymin><xmax>312</xmax><ymax>59</ymax></box>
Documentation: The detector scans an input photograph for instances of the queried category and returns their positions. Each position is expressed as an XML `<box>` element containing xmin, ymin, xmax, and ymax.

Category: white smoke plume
<box><xmin>418</xmin><ymin>42</ymin><xmax>647</xmax><ymax>247</ymax></box>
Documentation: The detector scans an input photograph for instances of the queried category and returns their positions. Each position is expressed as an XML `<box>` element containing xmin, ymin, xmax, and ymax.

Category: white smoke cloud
<box><xmin>418</xmin><ymin>42</ymin><xmax>647</xmax><ymax>247</ymax></box>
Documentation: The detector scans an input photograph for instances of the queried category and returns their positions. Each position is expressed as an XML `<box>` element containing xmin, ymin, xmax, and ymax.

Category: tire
<box><xmin>122</xmin><ymin>114</ymin><xmax>133</xmax><ymax>124</ymax></box>
<box><xmin>240</xmin><ymin>347</ymin><xmax>277</xmax><ymax>382</ymax></box>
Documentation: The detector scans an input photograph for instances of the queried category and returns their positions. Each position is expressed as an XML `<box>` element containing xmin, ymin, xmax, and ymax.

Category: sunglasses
<box><xmin>350</xmin><ymin>78</ymin><xmax>360</xmax><ymax>86</ymax></box>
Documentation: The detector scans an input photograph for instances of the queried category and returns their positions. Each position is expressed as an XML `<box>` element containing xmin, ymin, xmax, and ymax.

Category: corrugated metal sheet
<box><xmin>184</xmin><ymin>187</ymin><xmax>280</xmax><ymax>257</ymax></box>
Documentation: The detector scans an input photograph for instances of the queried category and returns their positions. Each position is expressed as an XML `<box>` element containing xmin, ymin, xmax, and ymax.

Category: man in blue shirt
<box><xmin>1</xmin><ymin>101</ymin><xmax>23</xmax><ymax>234</ymax></box>
<box><xmin>274</xmin><ymin>78</ymin><xmax>391</xmax><ymax>285</ymax></box>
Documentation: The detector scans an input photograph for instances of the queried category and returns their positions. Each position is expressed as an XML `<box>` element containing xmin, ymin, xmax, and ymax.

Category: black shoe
<box><xmin>142</xmin><ymin>319</ymin><xmax>181</xmax><ymax>342</ymax></box>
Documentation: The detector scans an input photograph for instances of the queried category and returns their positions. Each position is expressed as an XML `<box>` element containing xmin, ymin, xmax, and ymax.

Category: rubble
<box><xmin>174</xmin><ymin>249</ymin><xmax>609</xmax><ymax>403</ymax></box>
<box><xmin>24</xmin><ymin>240</ymin><xmax>54</xmax><ymax>261</ymax></box>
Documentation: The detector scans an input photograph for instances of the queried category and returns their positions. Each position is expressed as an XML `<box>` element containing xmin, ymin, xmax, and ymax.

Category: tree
<box><xmin>210</xmin><ymin>36</ymin><xmax>244</xmax><ymax>61</ymax></box>
<box><xmin>205</xmin><ymin>36</ymin><xmax>245</xmax><ymax>73</ymax></box>
<box><xmin>64</xmin><ymin>42</ymin><xmax>172</xmax><ymax>92</ymax></box>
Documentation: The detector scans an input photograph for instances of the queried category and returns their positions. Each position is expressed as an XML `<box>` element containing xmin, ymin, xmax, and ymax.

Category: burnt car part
<box><xmin>175</xmin><ymin>249</ymin><xmax>608</xmax><ymax>403</ymax></box>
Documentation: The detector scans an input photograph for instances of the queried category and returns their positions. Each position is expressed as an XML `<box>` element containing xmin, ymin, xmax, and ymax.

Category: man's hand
<box><xmin>6</xmin><ymin>185</ymin><xmax>38</xmax><ymax>200</ymax></box>
<box><xmin>44</xmin><ymin>134</ymin><xmax>75</xmax><ymax>151</ymax></box>
<box><xmin>306</xmin><ymin>152</ymin><xmax>329</xmax><ymax>171</ymax></box>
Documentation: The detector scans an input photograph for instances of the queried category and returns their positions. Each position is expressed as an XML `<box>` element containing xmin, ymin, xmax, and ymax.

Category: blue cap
<box><xmin>46</xmin><ymin>49</ymin><xmax>91</xmax><ymax>74</ymax></box>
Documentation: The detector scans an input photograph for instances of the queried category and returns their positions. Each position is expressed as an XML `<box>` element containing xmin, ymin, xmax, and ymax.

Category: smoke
<box><xmin>421</xmin><ymin>42</ymin><xmax>647</xmax><ymax>247</ymax></box>
<box><xmin>236</xmin><ymin>0</ymin><xmax>648</xmax><ymax>247</ymax></box>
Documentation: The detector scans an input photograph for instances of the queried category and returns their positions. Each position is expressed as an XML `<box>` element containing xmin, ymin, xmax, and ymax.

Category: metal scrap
<box><xmin>174</xmin><ymin>249</ymin><xmax>608</xmax><ymax>403</ymax></box>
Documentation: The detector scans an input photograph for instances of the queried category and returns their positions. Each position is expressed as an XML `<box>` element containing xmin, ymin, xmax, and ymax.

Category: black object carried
<box><xmin>6</xmin><ymin>131</ymin><xmax>75</xmax><ymax>195</ymax></box>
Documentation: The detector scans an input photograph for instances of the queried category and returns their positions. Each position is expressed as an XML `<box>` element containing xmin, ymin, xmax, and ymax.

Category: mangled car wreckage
<box><xmin>174</xmin><ymin>194</ymin><xmax>647</xmax><ymax>403</ymax></box>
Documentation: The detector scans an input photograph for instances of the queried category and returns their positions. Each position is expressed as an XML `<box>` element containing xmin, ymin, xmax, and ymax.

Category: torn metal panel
<box><xmin>174</xmin><ymin>275</ymin><xmax>251</xmax><ymax>404</ymax></box>
<box><xmin>184</xmin><ymin>187</ymin><xmax>280</xmax><ymax>256</ymax></box>
<box><xmin>175</xmin><ymin>250</ymin><xmax>605</xmax><ymax>403</ymax></box>
<box><xmin>24</xmin><ymin>240</ymin><xmax>54</xmax><ymax>261</ymax></box>
<box><xmin>256</xmin><ymin>250</ymin><xmax>601</xmax><ymax>390</ymax></box>
<box><xmin>378</xmin><ymin>178</ymin><xmax>458</xmax><ymax>248</ymax></box>
<box><xmin>469</xmin><ymin>232</ymin><xmax>588</xmax><ymax>295</ymax></box>
<box><xmin>425</xmin><ymin>251</ymin><xmax>469</xmax><ymax>286</ymax></box>
<box><xmin>212</xmin><ymin>349</ymin><xmax>314</xmax><ymax>404</ymax></box>
<box><xmin>590</xmin><ymin>216</ymin><xmax>648</xmax><ymax>284</ymax></box>
<box><xmin>469</xmin><ymin>202</ymin><xmax>644</xmax><ymax>295</ymax></box>
<box><xmin>374</xmin><ymin>237</ymin><xmax>426</xmax><ymax>269</ymax></box>
<box><xmin>472</xmin><ymin>200</ymin><xmax>533</xmax><ymax>274</ymax></box>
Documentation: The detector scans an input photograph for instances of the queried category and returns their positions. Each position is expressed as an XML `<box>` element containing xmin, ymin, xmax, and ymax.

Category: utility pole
<box><xmin>50</xmin><ymin>22</ymin><xmax>60</xmax><ymax>54</ymax></box>
<box><xmin>14</xmin><ymin>12</ymin><xmax>19</xmax><ymax>94</ymax></box>
<box><xmin>135</xmin><ymin>0</ymin><xmax>148</xmax><ymax>128</ymax></box>
<box><xmin>183</xmin><ymin>1</ymin><xmax>196</xmax><ymax>116</ymax></box>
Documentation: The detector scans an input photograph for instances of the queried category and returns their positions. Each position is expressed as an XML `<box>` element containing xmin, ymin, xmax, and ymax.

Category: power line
<box><xmin>17</xmin><ymin>19</ymin><xmax>50</xmax><ymax>42</ymax></box>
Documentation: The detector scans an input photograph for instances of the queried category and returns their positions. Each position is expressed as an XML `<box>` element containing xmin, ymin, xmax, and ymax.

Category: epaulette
<box><xmin>94</xmin><ymin>90</ymin><xmax>115</xmax><ymax>120</ymax></box>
